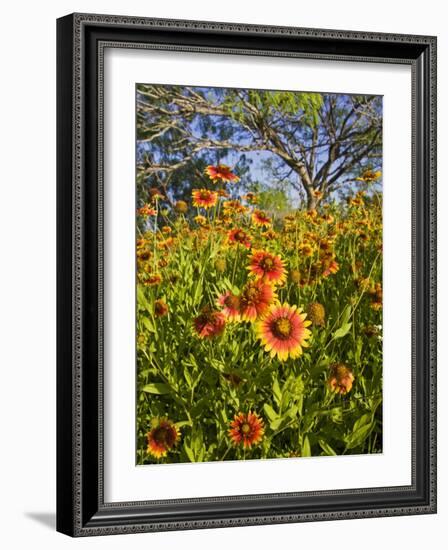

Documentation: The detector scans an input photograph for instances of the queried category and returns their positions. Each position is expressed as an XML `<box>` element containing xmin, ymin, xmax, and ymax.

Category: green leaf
<box><xmin>302</xmin><ymin>435</ymin><xmax>312</xmax><ymax>457</ymax></box>
<box><xmin>340</xmin><ymin>304</ymin><xmax>351</xmax><ymax>326</ymax></box>
<box><xmin>319</xmin><ymin>440</ymin><xmax>337</xmax><ymax>456</ymax></box>
<box><xmin>263</xmin><ymin>403</ymin><xmax>279</xmax><ymax>423</ymax></box>
<box><xmin>272</xmin><ymin>378</ymin><xmax>282</xmax><ymax>407</ymax></box>
<box><xmin>333</xmin><ymin>322</ymin><xmax>352</xmax><ymax>339</ymax></box>
<box><xmin>270</xmin><ymin>418</ymin><xmax>284</xmax><ymax>430</ymax></box>
<box><xmin>141</xmin><ymin>316</ymin><xmax>155</xmax><ymax>334</ymax></box>
<box><xmin>345</xmin><ymin>415</ymin><xmax>375</xmax><ymax>450</ymax></box>
<box><xmin>184</xmin><ymin>443</ymin><xmax>196</xmax><ymax>462</ymax></box>
<box><xmin>142</xmin><ymin>383</ymin><xmax>171</xmax><ymax>395</ymax></box>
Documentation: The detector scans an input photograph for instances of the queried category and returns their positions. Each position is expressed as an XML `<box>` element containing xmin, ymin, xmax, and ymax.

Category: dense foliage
<box><xmin>136</xmin><ymin>165</ymin><xmax>383</xmax><ymax>464</ymax></box>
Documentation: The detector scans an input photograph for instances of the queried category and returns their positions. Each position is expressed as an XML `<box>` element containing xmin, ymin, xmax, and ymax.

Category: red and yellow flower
<box><xmin>252</xmin><ymin>209</ymin><xmax>271</xmax><ymax>227</ymax></box>
<box><xmin>322</xmin><ymin>258</ymin><xmax>339</xmax><ymax>277</ymax></box>
<box><xmin>217</xmin><ymin>291</ymin><xmax>241</xmax><ymax>322</ymax></box>
<box><xmin>154</xmin><ymin>299</ymin><xmax>168</xmax><ymax>317</ymax></box>
<box><xmin>194</xmin><ymin>214</ymin><xmax>208</xmax><ymax>226</ymax></box>
<box><xmin>227</xmin><ymin>228</ymin><xmax>252</xmax><ymax>249</ymax></box>
<box><xmin>147</xmin><ymin>418</ymin><xmax>180</xmax><ymax>459</ymax></box>
<box><xmin>192</xmin><ymin>189</ymin><xmax>218</xmax><ymax>209</ymax></box>
<box><xmin>193</xmin><ymin>306</ymin><xmax>226</xmax><ymax>339</ymax></box>
<box><xmin>239</xmin><ymin>279</ymin><xmax>275</xmax><ymax>321</ymax></box>
<box><xmin>247</xmin><ymin>249</ymin><xmax>287</xmax><ymax>285</ymax></box>
<box><xmin>228</xmin><ymin>411</ymin><xmax>264</xmax><ymax>448</ymax></box>
<box><xmin>255</xmin><ymin>303</ymin><xmax>311</xmax><ymax>361</ymax></box>
<box><xmin>328</xmin><ymin>363</ymin><xmax>355</xmax><ymax>394</ymax></box>
<box><xmin>356</xmin><ymin>169</ymin><xmax>382</xmax><ymax>183</ymax></box>
<box><xmin>222</xmin><ymin>200</ymin><xmax>247</xmax><ymax>215</ymax></box>
<box><xmin>143</xmin><ymin>274</ymin><xmax>163</xmax><ymax>286</ymax></box>
<box><xmin>243</xmin><ymin>192</ymin><xmax>259</xmax><ymax>204</ymax></box>
<box><xmin>205</xmin><ymin>164</ymin><xmax>240</xmax><ymax>183</ymax></box>
<box><xmin>138</xmin><ymin>204</ymin><xmax>157</xmax><ymax>217</ymax></box>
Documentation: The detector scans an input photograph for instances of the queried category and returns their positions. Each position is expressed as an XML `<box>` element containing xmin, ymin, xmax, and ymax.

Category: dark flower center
<box><xmin>272</xmin><ymin>317</ymin><xmax>292</xmax><ymax>339</ymax></box>
<box><xmin>260</xmin><ymin>256</ymin><xmax>274</xmax><ymax>270</ymax></box>
<box><xmin>152</xmin><ymin>425</ymin><xmax>176</xmax><ymax>447</ymax></box>
<box><xmin>242</xmin><ymin>284</ymin><xmax>259</xmax><ymax>304</ymax></box>
<box><xmin>224</xmin><ymin>295</ymin><xmax>240</xmax><ymax>310</ymax></box>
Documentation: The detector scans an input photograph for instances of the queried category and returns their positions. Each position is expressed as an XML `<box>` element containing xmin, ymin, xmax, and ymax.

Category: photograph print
<box><xmin>135</xmin><ymin>84</ymin><xmax>383</xmax><ymax>465</ymax></box>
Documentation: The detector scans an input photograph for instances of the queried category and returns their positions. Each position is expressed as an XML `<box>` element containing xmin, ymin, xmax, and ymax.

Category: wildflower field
<box><xmin>136</xmin><ymin>85</ymin><xmax>383</xmax><ymax>464</ymax></box>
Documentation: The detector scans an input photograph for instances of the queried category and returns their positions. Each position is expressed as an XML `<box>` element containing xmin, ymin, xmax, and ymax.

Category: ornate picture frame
<box><xmin>57</xmin><ymin>13</ymin><xmax>436</xmax><ymax>536</ymax></box>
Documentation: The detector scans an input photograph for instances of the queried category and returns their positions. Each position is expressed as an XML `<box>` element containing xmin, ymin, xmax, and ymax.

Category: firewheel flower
<box><xmin>228</xmin><ymin>412</ymin><xmax>264</xmax><ymax>448</ymax></box>
<box><xmin>252</xmin><ymin>209</ymin><xmax>272</xmax><ymax>227</ymax></box>
<box><xmin>217</xmin><ymin>291</ymin><xmax>241</xmax><ymax>322</ymax></box>
<box><xmin>154</xmin><ymin>299</ymin><xmax>168</xmax><ymax>317</ymax></box>
<box><xmin>227</xmin><ymin>228</ymin><xmax>252</xmax><ymax>249</ymax></box>
<box><xmin>193</xmin><ymin>306</ymin><xmax>226</xmax><ymax>339</ymax></box>
<box><xmin>205</xmin><ymin>164</ymin><xmax>240</xmax><ymax>183</ymax></box>
<box><xmin>138</xmin><ymin>204</ymin><xmax>157</xmax><ymax>217</ymax></box>
<box><xmin>328</xmin><ymin>363</ymin><xmax>355</xmax><ymax>395</ymax></box>
<box><xmin>356</xmin><ymin>169</ymin><xmax>382</xmax><ymax>183</ymax></box>
<box><xmin>247</xmin><ymin>250</ymin><xmax>287</xmax><ymax>285</ymax></box>
<box><xmin>255</xmin><ymin>303</ymin><xmax>311</xmax><ymax>361</ymax></box>
<box><xmin>146</xmin><ymin>418</ymin><xmax>180</xmax><ymax>459</ymax></box>
<box><xmin>239</xmin><ymin>280</ymin><xmax>275</xmax><ymax>321</ymax></box>
<box><xmin>306</xmin><ymin>302</ymin><xmax>326</xmax><ymax>327</ymax></box>
<box><xmin>192</xmin><ymin>189</ymin><xmax>218</xmax><ymax>209</ymax></box>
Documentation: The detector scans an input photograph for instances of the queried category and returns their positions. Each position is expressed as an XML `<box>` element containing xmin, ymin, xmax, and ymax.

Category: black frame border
<box><xmin>57</xmin><ymin>13</ymin><xmax>437</xmax><ymax>537</ymax></box>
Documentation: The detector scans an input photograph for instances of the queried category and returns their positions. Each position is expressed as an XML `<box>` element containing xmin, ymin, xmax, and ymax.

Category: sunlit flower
<box><xmin>143</xmin><ymin>274</ymin><xmax>163</xmax><ymax>286</ymax></box>
<box><xmin>239</xmin><ymin>280</ymin><xmax>275</xmax><ymax>321</ymax></box>
<box><xmin>289</xmin><ymin>269</ymin><xmax>301</xmax><ymax>284</ymax></box>
<box><xmin>157</xmin><ymin>237</ymin><xmax>175</xmax><ymax>250</ymax></box>
<box><xmin>299</xmin><ymin>243</ymin><xmax>314</xmax><ymax>257</ymax></box>
<box><xmin>158</xmin><ymin>258</ymin><xmax>169</xmax><ymax>269</ymax></box>
<box><xmin>252</xmin><ymin>210</ymin><xmax>271</xmax><ymax>227</ymax></box>
<box><xmin>205</xmin><ymin>164</ymin><xmax>240</xmax><ymax>183</ymax></box>
<box><xmin>138</xmin><ymin>204</ymin><xmax>157</xmax><ymax>217</ymax></box>
<box><xmin>255</xmin><ymin>303</ymin><xmax>311</xmax><ymax>361</ymax></box>
<box><xmin>262</xmin><ymin>229</ymin><xmax>277</xmax><ymax>241</ymax></box>
<box><xmin>322</xmin><ymin>213</ymin><xmax>335</xmax><ymax>224</ymax></box>
<box><xmin>322</xmin><ymin>259</ymin><xmax>339</xmax><ymax>277</ymax></box>
<box><xmin>363</xmin><ymin>324</ymin><xmax>380</xmax><ymax>338</ymax></box>
<box><xmin>247</xmin><ymin>250</ymin><xmax>286</xmax><ymax>284</ymax></box>
<box><xmin>306</xmin><ymin>302</ymin><xmax>326</xmax><ymax>327</ymax></box>
<box><xmin>174</xmin><ymin>200</ymin><xmax>188</xmax><ymax>214</ymax></box>
<box><xmin>192</xmin><ymin>189</ymin><xmax>218</xmax><ymax>209</ymax></box>
<box><xmin>368</xmin><ymin>282</ymin><xmax>383</xmax><ymax>311</ymax></box>
<box><xmin>228</xmin><ymin>412</ymin><xmax>264</xmax><ymax>448</ymax></box>
<box><xmin>222</xmin><ymin>200</ymin><xmax>247</xmax><ymax>215</ymax></box>
<box><xmin>243</xmin><ymin>192</ymin><xmax>258</xmax><ymax>204</ymax></box>
<box><xmin>137</xmin><ymin>249</ymin><xmax>151</xmax><ymax>262</ymax></box>
<box><xmin>228</xmin><ymin>228</ymin><xmax>252</xmax><ymax>249</ymax></box>
<box><xmin>217</xmin><ymin>291</ymin><xmax>241</xmax><ymax>321</ymax></box>
<box><xmin>328</xmin><ymin>363</ymin><xmax>355</xmax><ymax>394</ymax></box>
<box><xmin>149</xmin><ymin>187</ymin><xmax>165</xmax><ymax>201</ymax></box>
<box><xmin>147</xmin><ymin>418</ymin><xmax>180</xmax><ymax>458</ymax></box>
<box><xmin>194</xmin><ymin>214</ymin><xmax>208</xmax><ymax>226</ymax></box>
<box><xmin>193</xmin><ymin>306</ymin><xmax>226</xmax><ymax>339</ymax></box>
<box><xmin>217</xmin><ymin>188</ymin><xmax>230</xmax><ymax>198</ymax></box>
<box><xmin>356</xmin><ymin>169</ymin><xmax>382</xmax><ymax>183</ymax></box>
<box><xmin>154</xmin><ymin>299</ymin><xmax>168</xmax><ymax>317</ymax></box>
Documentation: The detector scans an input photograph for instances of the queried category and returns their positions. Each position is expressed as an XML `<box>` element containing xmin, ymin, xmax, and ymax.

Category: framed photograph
<box><xmin>56</xmin><ymin>13</ymin><xmax>437</xmax><ymax>536</ymax></box>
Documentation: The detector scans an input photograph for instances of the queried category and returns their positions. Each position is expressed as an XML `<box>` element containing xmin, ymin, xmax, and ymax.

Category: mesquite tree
<box><xmin>136</xmin><ymin>85</ymin><xmax>382</xmax><ymax>209</ymax></box>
